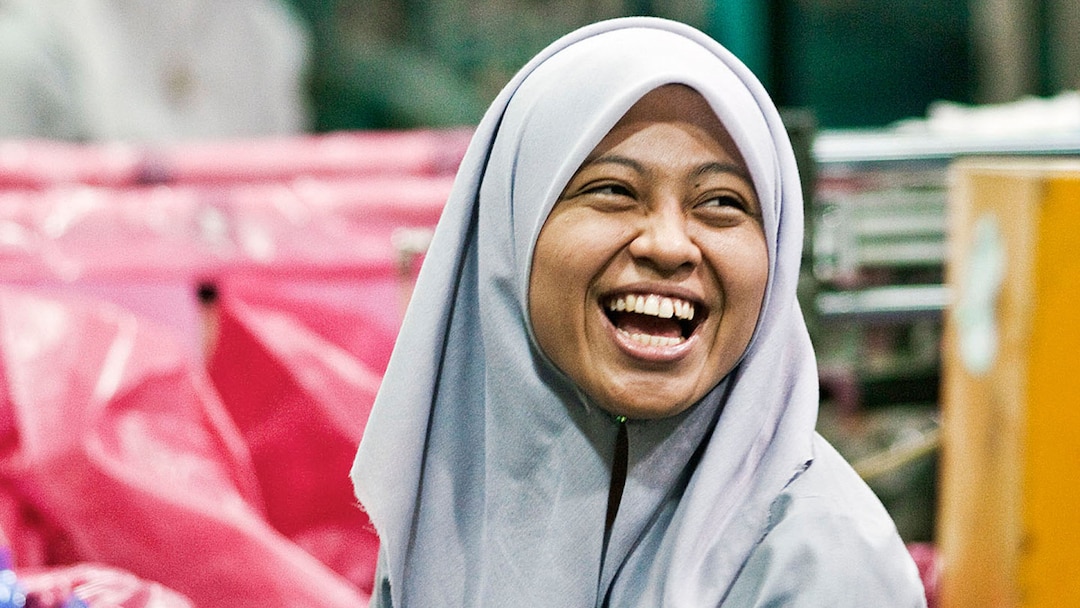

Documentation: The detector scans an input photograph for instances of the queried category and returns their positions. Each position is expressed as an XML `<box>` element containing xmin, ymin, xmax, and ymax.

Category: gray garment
<box><xmin>352</xmin><ymin>17</ymin><xmax>925</xmax><ymax>607</ymax></box>
<box><xmin>368</xmin><ymin>437</ymin><xmax>925</xmax><ymax>607</ymax></box>
<box><xmin>720</xmin><ymin>437</ymin><xmax>926</xmax><ymax>607</ymax></box>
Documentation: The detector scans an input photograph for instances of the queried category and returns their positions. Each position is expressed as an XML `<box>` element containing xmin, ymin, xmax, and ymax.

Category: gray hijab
<box><xmin>351</xmin><ymin>17</ymin><xmax>819</xmax><ymax>606</ymax></box>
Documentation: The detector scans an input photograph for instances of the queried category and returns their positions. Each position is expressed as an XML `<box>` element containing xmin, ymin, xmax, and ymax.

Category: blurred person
<box><xmin>0</xmin><ymin>0</ymin><xmax>309</xmax><ymax>141</ymax></box>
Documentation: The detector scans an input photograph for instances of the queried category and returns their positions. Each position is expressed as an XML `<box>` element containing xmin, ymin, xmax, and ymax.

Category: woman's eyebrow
<box><xmin>584</xmin><ymin>154</ymin><xmax>647</xmax><ymax>174</ymax></box>
<box><xmin>693</xmin><ymin>161</ymin><xmax>752</xmax><ymax>184</ymax></box>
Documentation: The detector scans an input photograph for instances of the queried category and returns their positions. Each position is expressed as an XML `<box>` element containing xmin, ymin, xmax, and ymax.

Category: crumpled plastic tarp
<box><xmin>0</xmin><ymin>175</ymin><xmax>452</xmax><ymax>285</ymax></box>
<box><xmin>0</xmin><ymin>129</ymin><xmax>462</xmax><ymax>606</ymax></box>
<box><xmin>207</xmin><ymin>275</ymin><xmax>395</xmax><ymax>594</ymax></box>
<box><xmin>0</xmin><ymin>288</ymin><xmax>366</xmax><ymax>607</ymax></box>
<box><xmin>0</xmin><ymin>129</ymin><xmax>471</xmax><ymax>189</ymax></box>
<box><xmin>20</xmin><ymin>563</ymin><xmax>195</xmax><ymax>607</ymax></box>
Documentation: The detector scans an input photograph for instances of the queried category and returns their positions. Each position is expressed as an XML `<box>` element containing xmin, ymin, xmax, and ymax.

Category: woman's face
<box><xmin>529</xmin><ymin>85</ymin><xmax>768</xmax><ymax>420</ymax></box>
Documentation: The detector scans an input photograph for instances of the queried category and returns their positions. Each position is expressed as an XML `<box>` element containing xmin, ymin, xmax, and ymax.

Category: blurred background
<box><xmin>1</xmin><ymin>1</ymin><xmax>1079</xmax><ymax>607</ymax></box>
<box><xmin>5</xmin><ymin>0</ymin><xmax>1079</xmax><ymax>137</ymax></box>
<box><xmin>277</xmin><ymin>0</ymin><xmax>1075</xmax><ymax>132</ymax></box>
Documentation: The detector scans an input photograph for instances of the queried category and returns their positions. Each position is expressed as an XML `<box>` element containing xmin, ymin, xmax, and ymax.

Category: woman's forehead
<box><xmin>615</xmin><ymin>85</ymin><xmax>720</xmax><ymax>125</ymax></box>
<box><xmin>598</xmin><ymin>85</ymin><xmax>749</xmax><ymax>170</ymax></box>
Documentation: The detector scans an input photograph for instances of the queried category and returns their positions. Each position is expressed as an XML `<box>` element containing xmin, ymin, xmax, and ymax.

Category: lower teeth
<box><xmin>619</xmin><ymin>330</ymin><xmax>684</xmax><ymax>347</ymax></box>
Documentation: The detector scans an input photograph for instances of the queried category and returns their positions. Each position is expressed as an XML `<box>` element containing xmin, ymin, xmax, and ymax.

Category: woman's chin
<box><xmin>595</xmin><ymin>394</ymin><xmax>698</xmax><ymax>421</ymax></box>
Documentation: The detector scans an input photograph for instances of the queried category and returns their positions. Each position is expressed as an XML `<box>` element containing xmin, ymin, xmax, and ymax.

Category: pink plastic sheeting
<box><xmin>0</xmin><ymin>176</ymin><xmax>452</xmax><ymax>285</ymax></box>
<box><xmin>0</xmin><ymin>288</ymin><xmax>366</xmax><ymax>607</ymax></box>
<box><xmin>0</xmin><ymin>129</ymin><xmax>472</xmax><ymax>189</ymax></box>
<box><xmin>21</xmin><ymin>564</ymin><xmax>196</xmax><ymax>607</ymax></box>
<box><xmin>0</xmin><ymin>129</ymin><xmax>463</xmax><ymax>606</ymax></box>
<box><xmin>0</xmin><ymin>173</ymin><xmax>450</xmax><ymax>371</ymax></box>
<box><xmin>207</xmin><ymin>275</ymin><xmax>398</xmax><ymax>595</ymax></box>
<box><xmin>907</xmin><ymin>542</ymin><xmax>938</xmax><ymax>608</ymax></box>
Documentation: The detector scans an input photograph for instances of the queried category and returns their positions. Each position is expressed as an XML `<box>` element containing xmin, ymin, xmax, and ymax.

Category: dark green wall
<box><xmin>770</xmin><ymin>0</ymin><xmax>973</xmax><ymax>128</ymax></box>
<box><xmin>284</xmin><ymin>0</ymin><xmax>976</xmax><ymax>131</ymax></box>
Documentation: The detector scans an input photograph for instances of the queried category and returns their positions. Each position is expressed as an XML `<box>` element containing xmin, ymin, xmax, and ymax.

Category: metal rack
<box><xmin>805</xmin><ymin>126</ymin><xmax>1080</xmax><ymax>543</ymax></box>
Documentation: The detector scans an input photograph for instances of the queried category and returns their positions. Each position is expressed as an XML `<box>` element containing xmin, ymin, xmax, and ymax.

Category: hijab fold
<box><xmin>352</xmin><ymin>17</ymin><xmax>821</xmax><ymax>607</ymax></box>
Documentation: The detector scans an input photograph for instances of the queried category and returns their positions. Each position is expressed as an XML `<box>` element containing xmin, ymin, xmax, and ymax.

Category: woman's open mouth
<box><xmin>603</xmin><ymin>293</ymin><xmax>704</xmax><ymax>348</ymax></box>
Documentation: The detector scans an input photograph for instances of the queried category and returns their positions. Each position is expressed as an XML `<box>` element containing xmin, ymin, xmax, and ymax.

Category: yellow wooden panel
<box><xmin>939</xmin><ymin>159</ymin><xmax>1080</xmax><ymax>608</ymax></box>
<box><xmin>939</xmin><ymin>166</ymin><xmax>1036</xmax><ymax>608</ymax></box>
<box><xmin>1020</xmin><ymin>175</ymin><xmax>1080</xmax><ymax>606</ymax></box>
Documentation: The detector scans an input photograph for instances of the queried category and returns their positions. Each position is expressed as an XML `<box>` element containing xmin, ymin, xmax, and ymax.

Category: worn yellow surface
<box><xmin>939</xmin><ymin>158</ymin><xmax>1080</xmax><ymax>608</ymax></box>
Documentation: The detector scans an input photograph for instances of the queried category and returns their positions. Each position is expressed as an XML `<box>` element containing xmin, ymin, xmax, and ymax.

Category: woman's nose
<box><xmin>627</xmin><ymin>205</ymin><xmax>701</xmax><ymax>273</ymax></box>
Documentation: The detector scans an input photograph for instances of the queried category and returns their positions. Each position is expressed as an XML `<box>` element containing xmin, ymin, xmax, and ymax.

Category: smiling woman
<box><xmin>351</xmin><ymin>17</ymin><xmax>927</xmax><ymax>608</ymax></box>
<box><xmin>530</xmin><ymin>85</ymin><xmax>767</xmax><ymax>420</ymax></box>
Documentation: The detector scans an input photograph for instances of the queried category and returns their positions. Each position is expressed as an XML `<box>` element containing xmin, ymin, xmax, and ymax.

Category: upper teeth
<box><xmin>607</xmin><ymin>294</ymin><xmax>695</xmax><ymax>320</ymax></box>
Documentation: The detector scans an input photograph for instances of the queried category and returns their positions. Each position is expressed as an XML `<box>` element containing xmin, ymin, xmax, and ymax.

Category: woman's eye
<box><xmin>586</xmin><ymin>184</ymin><xmax>632</xmax><ymax>197</ymax></box>
<box><xmin>693</xmin><ymin>192</ymin><xmax>758</xmax><ymax>225</ymax></box>
<box><xmin>697</xmin><ymin>194</ymin><xmax>745</xmax><ymax>210</ymax></box>
<box><xmin>568</xmin><ymin>182</ymin><xmax>639</xmax><ymax>213</ymax></box>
